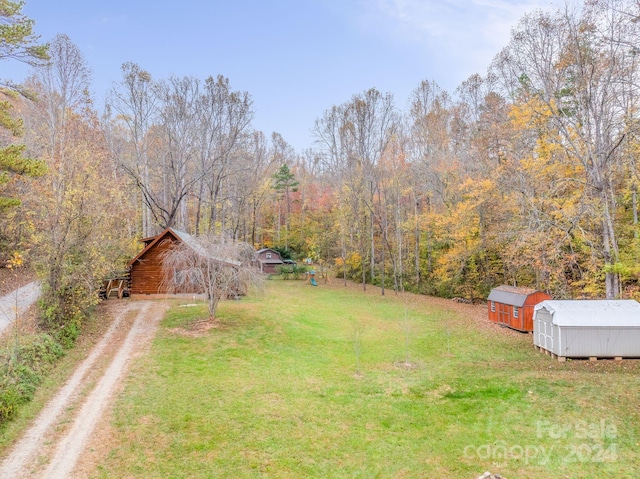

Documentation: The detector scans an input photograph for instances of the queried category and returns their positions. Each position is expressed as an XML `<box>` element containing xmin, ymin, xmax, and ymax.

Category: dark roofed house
<box><xmin>487</xmin><ymin>285</ymin><xmax>551</xmax><ymax>332</ymax></box>
<box><xmin>255</xmin><ymin>248</ymin><xmax>284</xmax><ymax>274</ymax></box>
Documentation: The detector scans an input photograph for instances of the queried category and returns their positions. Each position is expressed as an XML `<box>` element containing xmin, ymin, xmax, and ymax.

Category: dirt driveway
<box><xmin>0</xmin><ymin>299</ymin><xmax>167</xmax><ymax>479</ymax></box>
<box><xmin>0</xmin><ymin>281</ymin><xmax>41</xmax><ymax>334</ymax></box>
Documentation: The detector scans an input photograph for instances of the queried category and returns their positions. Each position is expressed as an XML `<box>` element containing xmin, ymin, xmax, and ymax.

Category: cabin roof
<box><xmin>128</xmin><ymin>228</ymin><xmax>241</xmax><ymax>268</ymax></box>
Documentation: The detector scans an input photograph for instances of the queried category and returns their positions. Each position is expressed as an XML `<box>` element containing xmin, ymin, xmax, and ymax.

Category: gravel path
<box><xmin>0</xmin><ymin>281</ymin><xmax>41</xmax><ymax>333</ymax></box>
<box><xmin>0</xmin><ymin>299</ymin><xmax>166</xmax><ymax>478</ymax></box>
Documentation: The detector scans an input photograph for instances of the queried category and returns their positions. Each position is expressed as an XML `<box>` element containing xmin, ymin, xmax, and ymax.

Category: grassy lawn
<box><xmin>96</xmin><ymin>279</ymin><xmax>640</xmax><ymax>478</ymax></box>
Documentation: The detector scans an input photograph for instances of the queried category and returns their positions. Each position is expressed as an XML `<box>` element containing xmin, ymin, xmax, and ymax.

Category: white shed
<box><xmin>533</xmin><ymin>300</ymin><xmax>640</xmax><ymax>360</ymax></box>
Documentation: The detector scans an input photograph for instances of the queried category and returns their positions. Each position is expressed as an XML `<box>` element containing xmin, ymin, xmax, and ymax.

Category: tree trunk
<box><xmin>381</xmin><ymin>224</ymin><xmax>385</xmax><ymax>297</ymax></box>
<box><xmin>370</xmin><ymin>213</ymin><xmax>375</xmax><ymax>286</ymax></box>
<box><xmin>195</xmin><ymin>179</ymin><xmax>204</xmax><ymax>234</ymax></box>
<box><xmin>414</xmin><ymin>199</ymin><xmax>420</xmax><ymax>286</ymax></box>
<box><xmin>634</xmin><ymin>187</ymin><xmax>638</xmax><ymax>239</ymax></box>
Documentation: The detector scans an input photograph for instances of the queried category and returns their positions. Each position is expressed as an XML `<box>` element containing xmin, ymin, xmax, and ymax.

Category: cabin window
<box><xmin>513</xmin><ymin>306</ymin><xmax>519</xmax><ymax>318</ymax></box>
<box><xmin>266</xmin><ymin>252</ymin><xmax>272</xmax><ymax>259</ymax></box>
<box><xmin>491</xmin><ymin>301</ymin><xmax>495</xmax><ymax>312</ymax></box>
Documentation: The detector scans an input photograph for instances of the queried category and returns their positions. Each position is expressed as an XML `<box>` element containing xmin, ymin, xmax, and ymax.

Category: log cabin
<box><xmin>128</xmin><ymin>228</ymin><xmax>195</xmax><ymax>297</ymax></box>
<box><xmin>128</xmin><ymin>227</ymin><xmax>240</xmax><ymax>298</ymax></box>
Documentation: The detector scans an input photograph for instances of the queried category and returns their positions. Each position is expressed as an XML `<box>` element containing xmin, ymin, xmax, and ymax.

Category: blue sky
<box><xmin>6</xmin><ymin>0</ymin><xmax>560</xmax><ymax>152</ymax></box>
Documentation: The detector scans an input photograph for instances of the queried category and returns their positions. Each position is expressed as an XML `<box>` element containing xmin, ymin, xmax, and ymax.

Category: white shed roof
<box><xmin>534</xmin><ymin>300</ymin><xmax>640</xmax><ymax>327</ymax></box>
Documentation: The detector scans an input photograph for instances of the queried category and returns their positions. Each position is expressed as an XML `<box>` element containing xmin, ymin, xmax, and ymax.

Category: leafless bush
<box><xmin>161</xmin><ymin>232</ymin><xmax>263</xmax><ymax>318</ymax></box>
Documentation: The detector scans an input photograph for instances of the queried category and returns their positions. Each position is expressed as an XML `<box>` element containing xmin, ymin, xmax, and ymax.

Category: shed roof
<box><xmin>534</xmin><ymin>300</ymin><xmax>640</xmax><ymax>327</ymax></box>
<box><xmin>487</xmin><ymin>285</ymin><xmax>540</xmax><ymax>307</ymax></box>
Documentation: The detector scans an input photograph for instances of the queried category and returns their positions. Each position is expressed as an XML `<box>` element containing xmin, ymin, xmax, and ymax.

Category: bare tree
<box><xmin>117</xmin><ymin>75</ymin><xmax>204</xmax><ymax>231</ymax></box>
<box><xmin>111</xmin><ymin>72</ymin><xmax>255</xmax><ymax>236</ymax></box>
<box><xmin>29</xmin><ymin>33</ymin><xmax>91</xmax><ymax>197</ymax></box>
<box><xmin>313</xmin><ymin>88</ymin><xmax>398</xmax><ymax>290</ymax></box>
<box><xmin>108</xmin><ymin>62</ymin><xmax>159</xmax><ymax>237</ymax></box>
<box><xmin>161</xmin><ymin>232</ymin><xmax>263</xmax><ymax>318</ymax></box>
<box><xmin>235</xmin><ymin>131</ymin><xmax>275</xmax><ymax>245</ymax></box>
<box><xmin>194</xmin><ymin>75</ymin><xmax>253</xmax><ymax>235</ymax></box>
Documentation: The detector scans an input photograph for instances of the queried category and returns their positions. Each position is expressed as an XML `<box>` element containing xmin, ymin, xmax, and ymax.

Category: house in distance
<box><xmin>487</xmin><ymin>285</ymin><xmax>551</xmax><ymax>332</ymax></box>
<box><xmin>255</xmin><ymin>248</ymin><xmax>284</xmax><ymax>274</ymax></box>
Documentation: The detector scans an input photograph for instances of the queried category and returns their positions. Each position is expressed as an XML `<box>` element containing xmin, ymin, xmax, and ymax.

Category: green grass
<box><xmin>96</xmin><ymin>281</ymin><xmax>640</xmax><ymax>478</ymax></box>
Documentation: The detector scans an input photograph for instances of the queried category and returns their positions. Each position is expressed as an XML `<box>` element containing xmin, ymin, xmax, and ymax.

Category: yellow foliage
<box><xmin>509</xmin><ymin>96</ymin><xmax>555</xmax><ymax>130</ymax></box>
<box><xmin>346</xmin><ymin>252</ymin><xmax>362</xmax><ymax>270</ymax></box>
<box><xmin>6</xmin><ymin>251</ymin><xmax>23</xmax><ymax>269</ymax></box>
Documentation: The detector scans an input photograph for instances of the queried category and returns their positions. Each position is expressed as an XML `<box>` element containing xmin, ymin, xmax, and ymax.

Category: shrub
<box><xmin>0</xmin><ymin>387</ymin><xmax>21</xmax><ymax>424</ymax></box>
<box><xmin>0</xmin><ymin>333</ymin><xmax>65</xmax><ymax>426</ymax></box>
<box><xmin>18</xmin><ymin>334</ymin><xmax>64</xmax><ymax>369</ymax></box>
<box><xmin>38</xmin><ymin>283</ymin><xmax>91</xmax><ymax>347</ymax></box>
<box><xmin>292</xmin><ymin>265</ymin><xmax>307</xmax><ymax>279</ymax></box>
<box><xmin>275</xmin><ymin>264</ymin><xmax>292</xmax><ymax>279</ymax></box>
<box><xmin>276</xmin><ymin>264</ymin><xmax>307</xmax><ymax>280</ymax></box>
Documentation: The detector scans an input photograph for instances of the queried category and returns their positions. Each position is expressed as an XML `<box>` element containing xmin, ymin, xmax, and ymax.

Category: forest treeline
<box><xmin>3</xmin><ymin>0</ymin><xmax>640</xmax><ymax>331</ymax></box>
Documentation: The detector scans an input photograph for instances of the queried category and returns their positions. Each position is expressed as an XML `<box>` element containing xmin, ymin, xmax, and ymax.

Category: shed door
<box><xmin>498</xmin><ymin>303</ymin><xmax>509</xmax><ymax>325</ymax></box>
<box><xmin>538</xmin><ymin>316</ymin><xmax>553</xmax><ymax>351</ymax></box>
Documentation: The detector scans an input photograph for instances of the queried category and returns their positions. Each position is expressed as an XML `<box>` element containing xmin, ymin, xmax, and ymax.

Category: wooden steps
<box><xmin>102</xmin><ymin>275</ymin><xmax>130</xmax><ymax>300</ymax></box>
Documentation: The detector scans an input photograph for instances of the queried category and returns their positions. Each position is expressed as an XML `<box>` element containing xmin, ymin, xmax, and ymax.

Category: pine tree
<box><xmin>0</xmin><ymin>0</ymin><xmax>48</xmax><ymax>211</ymax></box>
<box><xmin>272</xmin><ymin>164</ymin><xmax>299</xmax><ymax>249</ymax></box>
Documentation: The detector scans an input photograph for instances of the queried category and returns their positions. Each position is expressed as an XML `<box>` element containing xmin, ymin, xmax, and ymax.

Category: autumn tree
<box><xmin>313</xmin><ymin>88</ymin><xmax>398</xmax><ymax>290</ymax></box>
<box><xmin>493</xmin><ymin>0</ymin><xmax>640</xmax><ymax>298</ymax></box>
<box><xmin>285</xmin><ymin>149</ymin><xmax>340</xmax><ymax>270</ymax></box>
<box><xmin>313</xmin><ymin>104</ymin><xmax>350</xmax><ymax>284</ymax></box>
<box><xmin>407</xmin><ymin>79</ymin><xmax>454</xmax><ymax>288</ymax></box>
<box><xmin>23</xmin><ymin>35</ymin><xmax>130</xmax><ymax>343</ymax></box>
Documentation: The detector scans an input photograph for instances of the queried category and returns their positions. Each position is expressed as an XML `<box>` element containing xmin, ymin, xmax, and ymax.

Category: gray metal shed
<box><xmin>533</xmin><ymin>300</ymin><xmax>640</xmax><ymax>359</ymax></box>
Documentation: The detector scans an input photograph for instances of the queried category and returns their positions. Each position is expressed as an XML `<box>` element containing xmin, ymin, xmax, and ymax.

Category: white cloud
<box><xmin>365</xmin><ymin>0</ymin><xmax>558</xmax><ymax>44</ymax></box>
<box><xmin>354</xmin><ymin>0</ymin><xmax>561</xmax><ymax>78</ymax></box>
